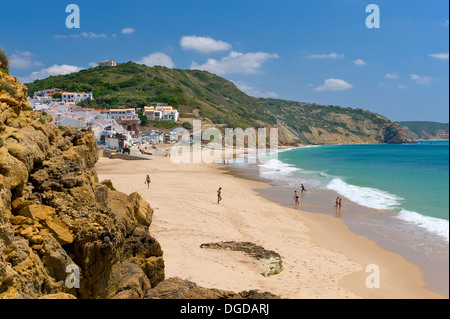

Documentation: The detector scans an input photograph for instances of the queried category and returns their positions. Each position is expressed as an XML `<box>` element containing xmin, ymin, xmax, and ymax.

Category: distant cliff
<box><xmin>26</xmin><ymin>62</ymin><xmax>412</xmax><ymax>145</ymax></box>
<box><xmin>399</xmin><ymin>121</ymin><xmax>449</xmax><ymax>141</ymax></box>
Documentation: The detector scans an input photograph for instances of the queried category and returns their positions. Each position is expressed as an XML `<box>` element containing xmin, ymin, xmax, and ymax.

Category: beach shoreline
<box><xmin>95</xmin><ymin>152</ymin><xmax>446</xmax><ymax>299</ymax></box>
<box><xmin>223</xmin><ymin>163</ymin><xmax>449</xmax><ymax>297</ymax></box>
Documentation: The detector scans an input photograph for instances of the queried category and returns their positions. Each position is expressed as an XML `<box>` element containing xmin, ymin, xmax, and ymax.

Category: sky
<box><xmin>0</xmin><ymin>0</ymin><xmax>448</xmax><ymax>122</ymax></box>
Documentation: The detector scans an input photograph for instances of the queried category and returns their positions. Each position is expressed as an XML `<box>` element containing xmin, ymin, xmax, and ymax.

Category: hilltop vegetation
<box><xmin>25</xmin><ymin>62</ymin><xmax>410</xmax><ymax>145</ymax></box>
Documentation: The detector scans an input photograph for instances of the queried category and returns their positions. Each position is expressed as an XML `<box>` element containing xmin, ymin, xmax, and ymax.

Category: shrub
<box><xmin>0</xmin><ymin>80</ymin><xmax>16</xmax><ymax>96</ymax></box>
<box><xmin>0</xmin><ymin>49</ymin><xmax>9</xmax><ymax>73</ymax></box>
<box><xmin>182</xmin><ymin>122</ymin><xmax>193</xmax><ymax>130</ymax></box>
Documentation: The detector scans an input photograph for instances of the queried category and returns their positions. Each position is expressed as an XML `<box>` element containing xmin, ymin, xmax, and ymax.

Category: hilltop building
<box><xmin>98</xmin><ymin>60</ymin><xmax>117</xmax><ymax>67</ymax></box>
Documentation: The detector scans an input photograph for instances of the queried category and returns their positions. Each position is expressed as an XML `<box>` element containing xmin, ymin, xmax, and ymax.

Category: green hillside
<box><xmin>25</xmin><ymin>62</ymin><xmax>410</xmax><ymax>145</ymax></box>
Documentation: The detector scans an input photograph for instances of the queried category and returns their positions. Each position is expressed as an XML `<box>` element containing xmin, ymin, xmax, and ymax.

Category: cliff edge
<box><xmin>0</xmin><ymin>71</ymin><xmax>164</xmax><ymax>299</ymax></box>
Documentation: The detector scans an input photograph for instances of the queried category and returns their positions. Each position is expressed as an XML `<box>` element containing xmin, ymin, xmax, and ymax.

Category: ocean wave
<box><xmin>395</xmin><ymin>209</ymin><xmax>449</xmax><ymax>241</ymax></box>
<box><xmin>259</xmin><ymin>159</ymin><xmax>301</xmax><ymax>175</ymax></box>
<box><xmin>326</xmin><ymin>178</ymin><xmax>403</xmax><ymax>210</ymax></box>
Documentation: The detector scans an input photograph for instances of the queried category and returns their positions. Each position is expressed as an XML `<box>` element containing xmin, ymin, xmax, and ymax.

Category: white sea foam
<box><xmin>396</xmin><ymin>209</ymin><xmax>449</xmax><ymax>241</ymax></box>
<box><xmin>326</xmin><ymin>178</ymin><xmax>403</xmax><ymax>210</ymax></box>
<box><xmin>259</xmin><ymin>159</ymin><xmax>300</xmax><ymax>175</ymax></box>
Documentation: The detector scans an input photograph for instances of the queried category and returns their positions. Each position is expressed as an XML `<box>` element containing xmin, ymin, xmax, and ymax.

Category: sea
<box><xmin>248</xmin><ymin>140</ymin><xmax>449</xmax><ymax>295</ymax></box>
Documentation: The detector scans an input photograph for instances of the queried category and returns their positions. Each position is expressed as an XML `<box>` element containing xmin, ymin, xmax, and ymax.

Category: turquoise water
<box><xmin>259</xmin><ymin>141</ymin><xmax>449</xmax><ymax>240</ymax></box>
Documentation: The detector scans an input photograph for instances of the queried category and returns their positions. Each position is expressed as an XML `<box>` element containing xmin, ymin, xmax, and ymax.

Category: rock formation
<box><xmin>200</xmin><ymin>242</ymin><xmax>283</xmax><ymax>277</ymax></box>
<box><xmin>0</xmin><ymin>71</ymin><xmax>164</xmax><ymax>299</ymax></box>
<box><xmin>145</xmin><ymin>277</ymin><xmax>280</xmax><ymax>299</ymax></box>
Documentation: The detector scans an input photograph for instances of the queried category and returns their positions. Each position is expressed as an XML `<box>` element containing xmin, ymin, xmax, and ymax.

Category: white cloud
<box><xmin>88</xmin><ymin>62</ymin><xmax>98</xmax><ymax>68</ymax></box>
<box><xmin>180</xmin><ymin>35</ymin><xmax>232</xmax><ymax>53</ymax></box>
<box><xmin>410</xmin><ymin>74</ymin><xmax>435</xmax><ymax>85</ymax></box>
<box><xmin>20</xmin><ymin>64</ymin><xmax>84</xmax><ymax>83</ymax></box>
<box><xmin>353</xmin><ymin>59</ymin><xmax>367</xmax><ymax>66</ymax></box>
<box><xmin>190</xmin><ymin>51</ymin><xmax>279</xmax><ymax>75</ymax></box>
<box><xmin>443</xmin><ymin>19</ymin><xmax>449</xmax><ymax>27</ymax></box>
<box><xmin>121</xmin><ymin>28</ymin><xmax>135</xmax><ymax>35</ymax></box>
<box><xmin>9</xmin><ymin>51</ymin><xmax>43</xmax><ymax>69</ymax></box>
<box><xmin>53</xmin><ymin>32</ymin><xmax>108</xmax><ymax>39</ymax></box>
<box><xmin>314</xmin><ymin>78</ymin><xmax>353</xmax><ymax>92</ymax></box>
<box><xmin>137</xmin><ymin>52</ymin><xmax>175</xmax><ymax>68</ymax></box>
<box><xmin>385</xmin><ymin>72</ymin><xmax>400</xmax><ymax>79</ymax></box>
<box><xmin>429</xmin><ymin>52</ymin><xmax>449</xmax><ymax>60</ymax></box>
<box><xmin>307</xmin><ymin>52</ymin><xmax>344</xmax><ymax>59</ymax></box>
<box><xmin>397</xmin><ymin>84</ymin><xmax>408</xmax><ymax>89</ymax></box>
<box><xmin>80</xmin><ymin>32</ymin><xmax>107</xmax><ymax>38</ymax></box>
<box><xmin>233</xmin><ymin>81</ymin><xmax>279</xmax><ymax>98</ymax></box>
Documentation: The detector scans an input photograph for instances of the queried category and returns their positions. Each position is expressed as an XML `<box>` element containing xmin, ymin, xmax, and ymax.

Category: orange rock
<box><xmin>18</xmin><ymin>204</ymin><xmax>56</xmax><ymax>222</ymax></box>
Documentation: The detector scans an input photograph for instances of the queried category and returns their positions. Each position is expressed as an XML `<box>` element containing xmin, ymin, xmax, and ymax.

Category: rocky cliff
<box><xmin>0</xmin><ymin>71</ymin><xmax>164</xmax><ymax>299</ymax></box>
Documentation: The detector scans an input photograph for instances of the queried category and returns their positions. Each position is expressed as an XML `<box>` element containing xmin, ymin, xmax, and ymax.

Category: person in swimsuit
<box><xmin>145</xmin><ymin>175</ymin><xmax>151</xmax><ymax>189</ymax></box>
<box><xmin>334</xmin><ymin>197</ymin><xmax>339</xmax><ymax>208</ymax></box>
<box><xmin>294</xmin><ymin>190</ymin><xmax>300</xmax><ymax>206</ymax></box>
<box><xmin>301</xmin><ymin>184</ymin><xmax>306</xmax><ymax>192</ymax></box>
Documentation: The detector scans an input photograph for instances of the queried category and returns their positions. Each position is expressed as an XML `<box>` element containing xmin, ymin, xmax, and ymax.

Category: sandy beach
<box><xmin>96</xmin><ymin>152</ymin><xmax>445</xmax><ymax>299</ymax></box>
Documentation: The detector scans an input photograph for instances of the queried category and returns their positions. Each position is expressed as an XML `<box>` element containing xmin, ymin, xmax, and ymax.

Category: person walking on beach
<box><xmin>145</xmin><ymin>175</ymin><xmax>151</xmax><ymax>189</ymax></box>
<box><xmin>301</xmin><ymin>184</ymin><xmax>307</xmax><ymax>192</ymax></box>
<box><xmin>338</xmin><ymin>197</ymin><xmax>342</xmax><ymax>210</ymax></box>
<box><xmin>217</xmin><ymin>187</ymin><xmax>222</xmax><ymax>204</ymax></box>
<box><xmin>294</xmin><ymin>190</ymin><xmax>300</xmax><ymax>206</ymax></box>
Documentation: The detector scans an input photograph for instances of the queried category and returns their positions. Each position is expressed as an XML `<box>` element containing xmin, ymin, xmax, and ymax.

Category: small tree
<box><xmin>138</xmin><ymin>112</ymin><xmax>148</xmax><ymax>126</ymax></box>
<box><xmin>0</xmin><ymin>49</ymin><xmax>9</xmax><ymax>74</ymax></box>
<box><xmin>182</xmin><ymin>122</ymin><xmax>193</xmax><ymax>130</ymax></box>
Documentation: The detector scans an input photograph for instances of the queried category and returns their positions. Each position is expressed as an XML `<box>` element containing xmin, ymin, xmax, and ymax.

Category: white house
<box><xmin>143</xmin><ymin>105</ymin><xmax>179</xmax><ymax>122</ymax></box>
<box><xmin>62</xmin><ymin>92</ymin><xmax>93</xmax><ymax>103</ymax></box>
<box><xmin>97</xmin><ymin>108</ymin><xmax>138</xmax><ymax>121</ymax></box>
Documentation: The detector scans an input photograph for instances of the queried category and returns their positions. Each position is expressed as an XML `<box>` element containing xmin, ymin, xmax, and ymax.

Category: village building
<box><xmin>98</xmin><ymin>60</ymin><xmax>118</xmax><ymax>67</ymax></box>
<box><xmin>143</xmin><ymin>105</ymin><xmax>179</xmax><ymax>122</ymax></box>
<box><xmin>62</xmin><ymin>92</ymin><xmax>93</xmax><ymax>103</ymax></box>
<box><xmin>33</xmin><ymin>88</ymin><xmax>64</xmax><ymax>98</ymax></box>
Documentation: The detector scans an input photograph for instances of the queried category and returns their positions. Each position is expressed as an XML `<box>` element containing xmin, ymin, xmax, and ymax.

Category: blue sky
<box><xmin>1</xmin><ymin>0</ymin><xmax>448</xmax><ymax>122</ymax></box>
